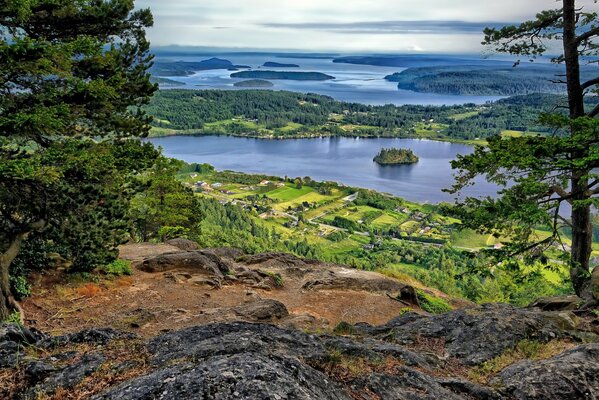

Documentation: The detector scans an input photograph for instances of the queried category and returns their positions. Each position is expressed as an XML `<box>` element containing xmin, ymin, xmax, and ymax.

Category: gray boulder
<box><xmin>495</xmin><ymin>343</ymin><xmax>599</xmax><ymax>399</ymax></box>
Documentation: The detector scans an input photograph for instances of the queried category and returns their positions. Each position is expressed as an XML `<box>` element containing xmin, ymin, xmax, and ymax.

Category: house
<box><xmin>211</xmin><ymin>182</ymin><xmax>223</xmax><ymax>188</ymax></box>
<box><xmin>276</xmin><ymin>182</ymin><xmax>285</xmax><ymax>187</ymax></box>
<box><xmin>494</xmin><ymin>243</ymin><xmax>504</xmax><ymax>250</ymax></box>
<box><xmin>259</xmin><ymin>180</ymin><xmax>271</xmax><ymax>186</ymax></box>
<box><xmin>194</xmin><ymin>181</ymin><xmax>206</xmax><ymax>187</ymax></box>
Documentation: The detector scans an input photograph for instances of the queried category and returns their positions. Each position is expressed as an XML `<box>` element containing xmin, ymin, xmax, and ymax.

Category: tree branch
<box><xmin>581</xmin><ymin>77</ymin><xmax>599</xmax><ymax>91</ymax></box>
<box><xmin>576</xmin><ymin>26</ymin><xmax>599</xmax><ymax>44</ymax></box>
<box><xmin>588</xmin><ymin>103</ymin><xmax>599</xmax><ymax>118</ymax></box>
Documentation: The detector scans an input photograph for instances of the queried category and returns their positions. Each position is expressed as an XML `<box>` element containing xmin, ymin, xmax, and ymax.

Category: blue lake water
<box><xmin>149</xmin><ymin>135</ymin><xmax>500</xmax><ymax>204</ymax></box>
<box><xmin>156</xmin><ymin>54</ymin><xmax>506</xmax><ymax>106</ymax></box>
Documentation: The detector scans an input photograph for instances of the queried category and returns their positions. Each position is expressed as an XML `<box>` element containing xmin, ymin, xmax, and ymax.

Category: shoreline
<box><xmin>147</xmin><ymin>129</ymin><xmax>486</xmax><ymax>146</ymax></box>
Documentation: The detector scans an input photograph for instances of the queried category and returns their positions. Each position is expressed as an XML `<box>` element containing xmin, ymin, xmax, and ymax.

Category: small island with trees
<box><xmin>233</xmin><ymin>79</ymin><xmax>274</xmax><ymax>88</ymax></box>
<box><xmin>373</xmin><ymin>148</ymin><xmax>419</xmax><ymax>165</ymax></box>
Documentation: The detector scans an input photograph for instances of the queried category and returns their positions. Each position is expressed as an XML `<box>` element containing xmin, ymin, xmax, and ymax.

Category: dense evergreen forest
<box><xmin>384</xmin><ymin>64</ymin><xmax>598</xmax><ymax>95</ymax></box>
<box><xmin>145</xmin><ymin>90</ymin><xmax>598</xmax><ymax>140</ymax></box>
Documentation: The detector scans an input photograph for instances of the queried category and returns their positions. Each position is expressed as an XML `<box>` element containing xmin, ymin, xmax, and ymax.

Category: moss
<box><xmin>333</xmin><ymin>321</ymin><xmax>356</xmax><ymax>336</ymax></box>
<box><xmin>417</xmin><ymin>290</ymin><xmax>452</xmax><ymax>314</ymax></box>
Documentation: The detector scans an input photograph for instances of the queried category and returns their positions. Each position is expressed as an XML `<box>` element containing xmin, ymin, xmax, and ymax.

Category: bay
<box><xmin>149</xmin><ymin>135</ymin><xmax>499</xmax><ymax>204</ymax></box>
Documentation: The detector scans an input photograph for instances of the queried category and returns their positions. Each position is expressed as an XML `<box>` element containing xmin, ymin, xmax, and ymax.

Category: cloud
<box><xmin>260</xmin><ymin>20</ymin><xmax>510</xmax><ymax>35</ymax></box>
<box><xmin>135</xmin><ymin>0</ymin><xmax>599</xmax><ymax>52</ymax></box>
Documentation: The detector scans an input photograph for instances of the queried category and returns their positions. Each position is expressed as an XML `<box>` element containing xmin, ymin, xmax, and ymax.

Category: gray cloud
<box><xmin>260</xmin><ymin>20</ymin><xmax>511</xmax><ymax>35</ymax></box>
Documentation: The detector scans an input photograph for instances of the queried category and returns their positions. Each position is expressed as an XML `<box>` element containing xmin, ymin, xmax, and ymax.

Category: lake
<box><xmin>155</xmin><ymin>54</ymin><xmax>506</xmax><ymax>106</ymax></box>
<box><xmin>149</xmin><ymin>135</ymin><xmax>500</xmax><ymax>204</ymax></box>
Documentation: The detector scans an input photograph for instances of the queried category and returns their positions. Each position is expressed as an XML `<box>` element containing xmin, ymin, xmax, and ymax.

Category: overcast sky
<box><xmin>137</xmin><ymin>0</ymin><xmax>597</xmax><ymax>53</ymax></box>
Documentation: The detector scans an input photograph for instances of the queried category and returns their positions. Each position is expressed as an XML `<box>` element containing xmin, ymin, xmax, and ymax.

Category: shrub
<box><xmin>333</xmin><ymin>321</ymin><xmax>356</xmax><ymax>335</ymax></box>
<box><xmin>76</xmin><ymin>283</ymin><xmax>102</xmax><ymax>298</ymax></box>
<box><xmin>10</xmin><ymin>276</ymin><xmax>31</xmax><ymax>300</ymax></box>
<box><xmin>100</xmin><ymin>260</ymin><xmax>133</xmax><ymax>277</ymax></box>
<box><xmin>417</xmin><ymin>290</ymin><xmax>452</xmax><ymax>314</ymax></box>
<box><xmin>3</xmin><ymin>311</ymin><xmax>22</xmax><ymax>326</ymax></box>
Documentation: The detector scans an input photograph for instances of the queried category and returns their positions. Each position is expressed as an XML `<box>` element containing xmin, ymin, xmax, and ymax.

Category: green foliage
<box><xmin>3</xmin><ymin>312</ymin><xmax>22</xmax><ymax>326</ymax></box>
<box><xmin>373</xmin><ymin>148</ymin><xmax>419</xmax><ymax>165</ymax></box>
<box><xmin>416</xmin><ymin>290</ymin><xmax>452</xmax><ymax>314</ymax></box>
<box><xmin>99</xmin><ymin>260</ymin><xmax>133</xmax><ymax>277</ymax></box>
<box><xmin>0</xmin><ymin>0</ymin><xmax>158</xmax><ymax>319</ymax></box>
<box><xmin>10</xmin><ymin>276</ymin><xmax>31</xmax><ymax>300</ymax></box>
<box><xmin>327</xmin><ymin>231</ymin><xmax>350</xmax><ymax>242</ymax></box>
<box><xmin>333</xmin><ymin>321</ymin><xmax>356</xmax><ymax>336</ymax></box>
<box><xmin>267</xmin><ymin>272</ymin><xmax>284</xmax><ymax>288</ymax></box>
<box><xmin>386</xmin><ymin>65</ymin><xmax>596</xmax><ymax>96</ymax></box>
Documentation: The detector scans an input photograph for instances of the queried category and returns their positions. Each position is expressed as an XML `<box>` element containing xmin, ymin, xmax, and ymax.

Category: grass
<box><xmin>450</xmin><ymin>228</ymin><xmax>493</xmax><ymax>249</ymax></box>
<box><xmin>468</xmin><ymin>339</ymin><xmax>575</xmax><ymax>384</ymax></box>
<box><xmin>417</xmin><ymin>290</ymin><xmax>452</xmax><ymax>314</ymax></box>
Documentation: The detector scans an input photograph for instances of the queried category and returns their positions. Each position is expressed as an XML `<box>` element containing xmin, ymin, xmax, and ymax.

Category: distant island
<box><xmin>382</xmin><ymin>64</ymin><xmax>595</xmax><ymax>96</ymax></box>
<box><xmin>263</xmin><ymin>61</ymin><xmax>300</xmax><ymax>68</ymax></box>
<box><xmin>230</xmin><ymin>70</ymin><xmax>335</xmax><ymax>81</ymax></box>
<box><xmin>233</xmin><ymin>79</ymin><xmax>274</xmax><ymax>88</ymax></box>
<box><xmin>150</xmin><ymin>58</ymin><xmax>250</xmax><ymax>77</ymax></box>
<box><xmin>150</xmin><ymin>77</ymin><xmax>185</xmax><ymax>86</ymax></box>
<box><xmin>373</xmin><ymin>148</ymin><xmax>419</xmax><ymax>165</ymax></box>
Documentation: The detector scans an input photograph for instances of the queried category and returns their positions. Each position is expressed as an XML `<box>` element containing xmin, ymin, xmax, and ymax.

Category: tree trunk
<box><xmin>563</xmin><ymin>0</ymin><xmax>592</xmax><ymax>296</ymax></box>
<box><xmin>570</xmin><ymin>178</ymin><xmax>593</xmax><ymax>296</ymax></box>
<box><xmin>0</xmin><ymin>233</ymin><xmax>25</xmax><ymax>321</ymax></box>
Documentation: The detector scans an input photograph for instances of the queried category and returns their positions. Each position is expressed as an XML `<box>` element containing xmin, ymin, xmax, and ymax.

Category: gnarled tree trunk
<box><xmin>0</xmin><ymin>233</ymin><xmax>26</xmax><ymax>322</ymax></box>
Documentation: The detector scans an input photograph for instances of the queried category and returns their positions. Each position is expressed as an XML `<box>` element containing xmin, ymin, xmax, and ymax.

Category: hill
<box><xmin>2</xmin><ymin>242</ymin><xmax>598</xmax><ymax>399</ymax></box>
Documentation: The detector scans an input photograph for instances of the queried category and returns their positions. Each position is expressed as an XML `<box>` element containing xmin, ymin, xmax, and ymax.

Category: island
<box><xmin>230</xmin><ymin>70</ymin><xmax>335</xmax><ymax>81</ymax></box>
<box><xmin>150</xmin><ymin>58</ymin><xmax>250</xmax><ymax>77</ymax></box>
<box><xmin>373</xmin><ymin>148</ymin><xmax>419</xmax><ymax>165</ymax></box>
<box><xmin>233</xmin><ymin>79</ymin><xmax>274</xmax><ymax>88</ymax></box>
<box><xmin>263</xmin><ymin>61</ymin><xmax>300</xmax><ymax>68</ymax></box>
<box><xmin>150</xmin><ymin>77</ymin><xmax>186</xmax><ymax>86</ymax></box>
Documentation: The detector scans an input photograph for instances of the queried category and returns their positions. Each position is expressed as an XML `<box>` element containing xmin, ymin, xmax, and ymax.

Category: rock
<box><xmin>372</xmin><ymin>303</ymin><xmax>573</xmax><ymax>365</ymax></box>
<box><xmin>93</xmin><ymin>353</ymin><xmax>349</xmax><ymax>400</ymax></box>
<box><xmin>529</xmin><ymin>295</ymin><xmax>584</xmax><ymax>311</ymax></box>
<box><xmin>24</xmin><ymin>361</ymin><xmax>58</xmax><ymax>384</ymax></box>
<box><xmin>187</xmin><ymin>275</ymin><xmax>222</xmax><ymax>289</ymax></box>
<box><xmin>280</xmin><ymin>314</ymin><xmax>329</xmax><ymax>331</ymax></box>
<box><xmin>165</xmin><ymin>238</ymin><xmax>200</xmax><ymax>251</ymax></box>
<box><xmin>301</xmin><ymin>269</ymin><xmax>410</xmax><ymax>293</ymax></box>
<box><xmin>494</xmin><ymin>343</ymin><xmax>599</xmax><ymax>399</ymax></box>
<box><xmin>139</xmin><ymin>250</ymin><xmax>233</xmax><ymax>277</ymax></box>
<box><xmin>147</xmin><ymin>322</ymin><xmax>326</xmax><ymax>366</ymax></box>
<box><xmin>0</xmin><ymin>323</ymin><xmax>47</xmax><ymax>368</ymax></box>
<box><xmin>232</xmin><ymin>299</ymin><xmax>289</xmax><ymax>322</ymax></box>
<box><xmin>38</xmin><ymin>327</ymin><xmax>135</xmax><ymax>349</ymax></box>
<box><xmin>21</xmin><ymin>353</ymin><xmax>105</xmax><ymax>400</ymax></box>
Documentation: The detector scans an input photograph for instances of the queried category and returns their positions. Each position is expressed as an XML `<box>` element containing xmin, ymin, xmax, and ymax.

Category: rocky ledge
<box><xmin>2</xmin><ymin>302</ymin><xmax>599</xmax><ymax>400</ymax></box>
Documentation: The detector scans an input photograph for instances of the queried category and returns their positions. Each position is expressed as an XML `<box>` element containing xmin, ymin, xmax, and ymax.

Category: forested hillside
<box><xmin>145</xmin><ymin>90</ymin><xmax>598</xmax><ymax>140</ymax></box>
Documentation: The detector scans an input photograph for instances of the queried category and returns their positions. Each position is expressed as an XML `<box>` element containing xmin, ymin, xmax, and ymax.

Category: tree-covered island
<box><xmin>373</xmin><ymin>148</ymin><xmax>419</xmax><ymax>165</ymax></box>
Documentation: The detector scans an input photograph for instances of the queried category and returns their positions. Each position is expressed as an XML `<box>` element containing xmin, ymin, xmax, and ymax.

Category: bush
<box><xmin>99</xmin><ymin>260</ymin><xmax>133</xmax><ymax>277</ymax></box>
<box><xmin>417</xmin><ymin>290</ymin><xmax>452</xmax><ymax>314</ymax></box>
<box><xmin>3</xmin><ymin>311</ymin><xmax>22</xmax><ymax>326</ymax></box>
<box><xmin>10</xmin><ymin>276</ymin><xmax>31</xmax><ymax>300</ymax></box>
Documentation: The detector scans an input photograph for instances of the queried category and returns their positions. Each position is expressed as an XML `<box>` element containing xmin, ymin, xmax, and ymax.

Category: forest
<box><xmin>144</xmin><ymin>89</ymin><xmax>597</xmax><ymax>140</ymax></box>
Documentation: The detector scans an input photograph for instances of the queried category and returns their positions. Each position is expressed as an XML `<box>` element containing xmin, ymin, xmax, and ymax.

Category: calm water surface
<box><xmin>149</xmin><ymin>135</ymin><xmax>499</xmax><ymax>204</ymax></box>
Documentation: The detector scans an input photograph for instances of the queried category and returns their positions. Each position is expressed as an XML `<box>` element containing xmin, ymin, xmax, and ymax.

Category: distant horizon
<box><xmin>136</xmin><ymin>0</ymin><xmax>596</xmax><ymax>53</ymax></box>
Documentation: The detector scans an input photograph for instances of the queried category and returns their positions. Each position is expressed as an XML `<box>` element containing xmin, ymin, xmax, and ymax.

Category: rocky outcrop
<box><xmin>139</xmin><ymin>250</ymin><xmax>234</xmax><ymax>276</ymax></box>
<box><xmin>353</xmin><ymin>303</ymin><xmax>583</xmax><ymax>365</ymax></box>
<box><xmin>165</xmin><ymin>238</ymin><xmax>200</xmax><ymax>251</ymax></box>
<box><xmin>3</xmin><ymin>300</ymin><xmax>599</xmax><ymax>400</ymax></box>
<box><xmin>494</xmin><ymin>343</ymin><xmax>599</xmax><ymax>399</ymax></box>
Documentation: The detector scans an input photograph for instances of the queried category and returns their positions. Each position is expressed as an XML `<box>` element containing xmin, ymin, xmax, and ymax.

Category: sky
<box><xmin>137</xmin><ymin>0</ymin><xmax>597</xmax><ymax>53</ymax></box>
